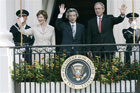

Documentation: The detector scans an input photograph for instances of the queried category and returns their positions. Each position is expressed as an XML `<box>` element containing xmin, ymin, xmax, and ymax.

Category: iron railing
<box><xmin>12</xmin><ymin>44</ymin><xmax>140</xmax><ymax>93</ymax></box>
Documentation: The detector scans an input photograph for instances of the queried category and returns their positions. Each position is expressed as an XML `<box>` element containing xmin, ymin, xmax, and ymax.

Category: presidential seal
<box><xmin>61</xmin><ymin>55</ymin><xmax>95</xmax><ymax>89</ymax></box>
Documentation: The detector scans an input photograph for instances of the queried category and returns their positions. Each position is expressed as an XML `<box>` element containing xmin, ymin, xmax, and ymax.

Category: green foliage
<box><xmin>10</xmin><ymin>54</ymin><xmax>66</xmax><ymax>83</ymax></box>
<box><xmin>10</xmin><ymin>54</ymin><xmax>140</xmax><ymax>84</ymax></box>
<box><xmin>93</xmin><ymin>56</ymin><xmax>140</xmax><ymax>84</ymax></box>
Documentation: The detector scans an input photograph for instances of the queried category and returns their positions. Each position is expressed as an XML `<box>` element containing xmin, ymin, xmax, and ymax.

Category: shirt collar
<box><xmin>97</xmin><ymin>15</ymin><xmax>103</xmax><ymax>19</ymax></box>
<box><xmin>69</xmin><ymin>22</ymin><xmax>76</xmax><ymax>26</ymax></box>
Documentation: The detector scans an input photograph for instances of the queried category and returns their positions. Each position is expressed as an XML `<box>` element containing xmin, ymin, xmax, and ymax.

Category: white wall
<box><xmin>107</xmin><ymin>0</ymin><xmax>140</xmax><ymax>44</ymax></box>
<box><xmin>0</xmin><ymin>0</ymin><xmax>8</xmax><ymax>30</ymax></box>
<box><xmin>24</xmin><ymin>0</ymin><xmax>42</xmax><ymax>26</ymax></box>
<box><xmin>6</xmin><ymin>0</ymin><xmax>16</xmax><ymax>30</ymax></box>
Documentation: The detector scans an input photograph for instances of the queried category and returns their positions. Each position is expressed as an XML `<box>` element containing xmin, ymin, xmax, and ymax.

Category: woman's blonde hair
<box><xmin>36</xmin><ymin>10</ymin><xmax>48</xmax><ymax>21</ymax></box>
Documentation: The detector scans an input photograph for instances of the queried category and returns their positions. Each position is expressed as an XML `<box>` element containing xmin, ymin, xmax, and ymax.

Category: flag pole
<box><xmin>20</xmin><ymin>0</ymin><xmax>23</xmax><ymax>46</ymax></box>
<box><xmin>132</xmin><ymin>0</ymin><xmax>135</xmax><ymax>45</ymax></box>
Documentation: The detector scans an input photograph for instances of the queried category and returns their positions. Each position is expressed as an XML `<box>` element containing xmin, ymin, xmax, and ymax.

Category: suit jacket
<box><xmin>10</xmin><ymin>23</ymin><xmax>34</xmax><ymax>46</ymax></box>
<box><xmin>87</xmin><ymin>15</ymin><xmax>124</xmax><ymax>51</ymax></box>
<box><xmin>123</xmin><ymin>27</ymin><xmax>140</xmax><ymax>51</ymax></box>
<box><xmin>20</xmin><ymin>24</ymin><xmax>55</xmax><ymax>46</ymax></box>
<box><xmin>56</xmin><ymin>18</ymin><xmax>85</xmax><ymax>51</ymax></box>
<box><xmin>123</xmin><ymin>27</ymin><xmax>140</xmax><ymax>43</ymax></box>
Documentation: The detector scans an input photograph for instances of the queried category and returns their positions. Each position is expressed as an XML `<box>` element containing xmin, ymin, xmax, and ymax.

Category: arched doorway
<box><xmin>50</xmin><ymin>0</ymin><xmax>107</xmax><ymax>44</ymax></box>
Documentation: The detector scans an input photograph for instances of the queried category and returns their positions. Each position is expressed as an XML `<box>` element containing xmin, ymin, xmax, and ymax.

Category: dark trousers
<box><xmin>91</xmin><ymin>46</ymin><xmax>115</xmax><ymax>61</ymax></box>
<box><xmin>124</xmin><ymin>52</ymin><xmax>131</xmax><ymax>63</ymax></box>
<box><xmin>124</xmin><ymin>46</ymin><xmax>132</xmax><ymax>64</ymax></box>
<box><xmin>23</xmin><ymin>47</ymin><xmax>32</xmax><ymax>65</ymax></box>
<box><xmin>58</xmin><ymin>47</ymin><xmax>84</xmax><ymax>58</ymax></box>
<box><xmin>15</xmin><ymin>43</ymin><xmax>32</xmax><ymax>65</ymax></box>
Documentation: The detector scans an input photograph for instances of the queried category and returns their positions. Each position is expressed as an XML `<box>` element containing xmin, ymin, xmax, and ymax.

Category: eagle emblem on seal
<box><xmin>71</xmin><ymin>63</ymin><xmax>87</xmax><ymax>81</ymax></box>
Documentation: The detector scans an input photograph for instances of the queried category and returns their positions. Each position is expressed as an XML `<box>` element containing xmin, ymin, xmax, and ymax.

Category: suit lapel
<box><xmin>15</xmin><ymin>23</ymin><xmax>20</xmax><ymax>29</ymax></box>
<box><xmin>66</xmin><ymin>22</ymin><xmax>73</xmax><ymax>38</ymax></box>
<box><xmin>22</xmin><ymin>24</ymin><xmax>27</xmax><ymax>29</ymax></box>
<box><xmin>95</xmin><ymin>17</ymin><xmax>99</xmax><ymax>33</ymax></box>
<box><xmin>75</xmin><ymin>23</ymin><xmax>79</xmax><ymax>39</ymax></box>
<box><xmin>101</xmin><ymin>15</ymin><xmax>106</xmax><ymax>33</ymax></box>
<box><xmin>25</xmin><ymin>25</ymin><xmax>30</xmax><ymax>29</ymax></box>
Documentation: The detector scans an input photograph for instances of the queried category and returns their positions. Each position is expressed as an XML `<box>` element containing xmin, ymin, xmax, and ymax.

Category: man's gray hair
<box><xmin>65</xmin><ymin>8</ymin><xmax>79</xmax><ymax>19</ymax></box>
<box><xmin>94</xmin><ymin>2</ymin><xmax>105</xmax><ymax>9</ymax></box>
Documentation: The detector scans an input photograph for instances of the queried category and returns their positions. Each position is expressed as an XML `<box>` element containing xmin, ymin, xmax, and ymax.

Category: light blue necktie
<box><xmin>71</xmin><ymin>25</ymin><xmax>76</xmax><ymax>38</ymax></box>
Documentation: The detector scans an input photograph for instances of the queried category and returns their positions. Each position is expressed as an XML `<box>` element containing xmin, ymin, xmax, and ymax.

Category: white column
<box><xmin>0</xmin><ymin>0</ymin><xmax>14</xmax><ymax>46</ymax></box>
<box><xmin>107</xmin><ymin>0</ymin><xmax>140</xmax><ymax>44</ymax></box>
<box><xmin>0</xmin><ymin>48</ymin><xmax>14</xmax><ymax>93</ymax></box>
<box><xmin>0</xmin><ymin>0</ymin><xmax>14</xmax><ymax>93</ymax></box>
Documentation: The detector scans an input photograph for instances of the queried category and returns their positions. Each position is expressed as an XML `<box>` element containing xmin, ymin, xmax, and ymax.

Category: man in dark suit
<box><xmin>56</xmin><ymin>4</ymin><xmax>85</xmax><ymax>56</ymax></box>
<box><xmin>87</xmin><ymin>2</ymin><xmax>126</xmax><ymax>59</ymax></box>
<box><xmin>122</xmin><ymin>13</ymin><xmax>140</xmax><ymax>63</ymax></box>
<box><xmin>10</xmin><ymin>9</ymin><xmax>34</xmax><ymax>64</ymax></box>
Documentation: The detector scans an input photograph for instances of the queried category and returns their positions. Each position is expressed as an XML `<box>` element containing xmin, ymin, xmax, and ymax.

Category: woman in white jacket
<box><xmin>16</xmin><ymin>10</ymin><xmax>55</xmax><ymax>63</ymax></box>
<box><xmin>17</xmin><ymin>10</ymin><xmax>55</xmax><ymax>46</ymax></box>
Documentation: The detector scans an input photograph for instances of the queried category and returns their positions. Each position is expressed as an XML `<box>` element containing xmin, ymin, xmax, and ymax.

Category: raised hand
<box><xmin>59</xmin><ymin>4</ymin><xmax>66</xmax><ymax>14</ymax></box>
<box><xmin>120</xmin><ymin>4</ymin><xmax>127</xmax><ymax>15</ymax></box>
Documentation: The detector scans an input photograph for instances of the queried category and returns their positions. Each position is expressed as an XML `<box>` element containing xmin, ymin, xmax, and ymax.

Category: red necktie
<box><xmin>99</xmin><ymin>17</ymin><xmax>102</xmax><ymax>33</ymax></box>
